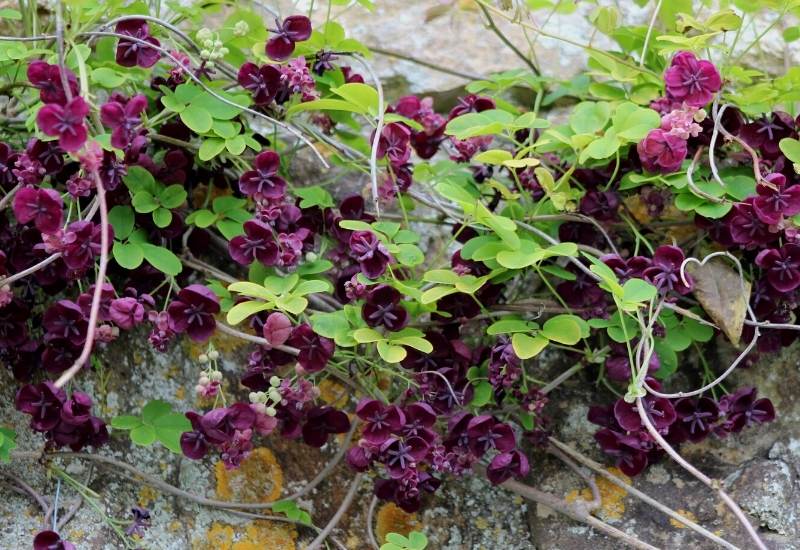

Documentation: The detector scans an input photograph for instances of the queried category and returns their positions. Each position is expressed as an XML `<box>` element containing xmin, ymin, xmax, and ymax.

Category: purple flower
<box><xmin>752</xmin><ymin>172</ymin><xmax>800</xmax><ymax>225</ymax></box>
<box><xmin>0</xmin><ymin>142</ymin><xmax>18</xmax><ymax>188</ymax></box>
<box><xmin>100</xmin><ymin>94</ymin><xmax>148</xmax><ymax>150</ymax></box>
<box><xmin>740</xmin><ymin>112</ymin><xmax>796</xmax><ymax>159</ymax></box>
<box><xmin>594</xmin><ymin>429</ymin><xmax>650</xmax><ymax>476</ymax></box>
<box><xmin>362</xmin><ymin>284</ymin><xmax>408</xmax><ymax>331</ymax></box>
<box><xmin>124</xmin><ymin>506</ymin><xmax>151</xmax><ymax>537</ymax></box>
<box><xmin>12</xmin><ymin>186</ymin><xmax>63</xmax><ymax>234</ymax></box>
<box><xmin>350</xmin><ymin>230</ymin><xmax>393</xmax><ymax>279</ymax></box>
<box><xmin>302</xmin><ymin>406</ymin><xmax>350</xmax><ymax>447</ymax></box>
<box><xmin>466</xmin><ymin>415</ymin><xmax>516</xmax><ymax>456</ymax></box>
<box><xmin>286</xmin><ymin>323</ymin><xmax>334</xmax><ymax>373</ymax></box>
<box><xmin>180</xmin><ymin>412</ymin><xmax>209</xmax><ymax>459</ymax></box>
<box><xmin>614</xmin><ymin>396</ymin><xmax>676</xmax><ymax>432</ymax></box>
<box><xmin>579</xmin><ymin>191</ymin><xmax>620</xmax><ymax>222</ymax></box>
<box><xmin>643</xmin><ymin>245</ymin><xmax>692</xmax><ymax>296</ymax></box>
<box><xmin>239</xmin><ymin>151</ymin><xmax>286</xmax><ymax>199</ymax></box>
<box><xmin>486</xmin><ymin>449</ymin><xmax>529</xmax><ymax>485</ymax></box>
<box><xmin>266</xmin><ymin>15</ymin><xmax>312</xmax><ymax>61</ymax></box>
<box><xmin>109</xmin><ymin>297</ymin><xmax>145</xmax><ymax>330</ymax></box>
<box><xmin>674</xmin><ymin>397</ymin><xmax>719</xmax><ymax>442</ymax></box>
<box><xmin>237</xmin><ymin>62</ymin><xmax>282</xmax><ymax>105</ymax></box>
<box><xmin>722</xmin><ymin>387</ymin><xmax>775</xmax><ymax>432</ymax></box>
<box><xmin>167</xmin><ymin>284</ymin><xmax>220</xmax><ymax>342</ymax></box>
<box><xmin>729</xmin><ymin>198</ymin><xmax>775</xmax><ymax>248</ymax></box>
<box><xmin>33</xmin><ymin>530</ymin><xmax>76</xmax><ymax>550</ymax></box>
<box><xmin>637</xmin><ymin>129</ymin><xmax>687</xmax><ymax>173</ymax></box>
<box><xmin>115</xmin><ymin>19</ymin><xmax>161</xmax><ymax>68</ymax></box>
<box><xmin>99</xmin><ymin>150</ymin><xmax>126</xmax><ymax>191</ymax></box>
<box><xmin>62</xmin><ymin>220</ymin><xmax>111</xmax><ymax>271</ymax></box>
<box><xmin>356</xmin><ymin>399</ymin><xmax>406</xmax><ymax>444</ymax></box>
<box><xmin>755</xmin><ymin>244</ymin><xmax>800</xmax><ymax>293</ymax></box>
<box><xmin>228</xmin><ymin>219</ymin><xmax>279</xmax><ymax>266</ymax></box>
<box><xmin>43</xmin><ymin>300</ymin><xmax>87</xmax><ymax>346</ymax></box>
<box><xmin>601</xmin><ymin>254</ymin><xmax>652</xmax><ymax>283</ymax></box>
<box><xmin>15</xmin><ymin>382</ymin><xmax>66</xmax><ymax>432</ymax></box>
<box><xmin>262</xmin><ymin>312</ymin><xmax>293</xmax><ymax>348</ymax></box>
<box><xmin>27</xmin><ymin>61</ymin><xmax>79</xmax><ymax>105</ymax></box>
<box><xmin>376</xmin><ymin>123</ymin><xmax>412</xmax><ymax>165</ymax></box>
<box><xmin>664</xmin><ymin>51</ymin><xmax>722</xmax><ymax>108</ymax></box>
<box><xmin>36</xmin><ymin>97</ymin><xmax>89</xmax><ymax>152</ymax></box>
<box><xmin>448</xmin><ymin>94</ymin><xmax>496</xmax><ymax>118</ymax></box>
<box><xmin>381</xmin><ymin>436</ymin><xmax>429</xmax><ymax>478</ymax></box>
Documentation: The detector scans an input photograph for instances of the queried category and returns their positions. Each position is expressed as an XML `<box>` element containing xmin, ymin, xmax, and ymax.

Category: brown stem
<box><xmin>306</xmin><ymin>473</ymin><xmax>363</xmax><ymax>550</ymax></box>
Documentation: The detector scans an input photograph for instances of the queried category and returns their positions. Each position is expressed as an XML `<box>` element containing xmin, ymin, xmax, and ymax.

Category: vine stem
<box><xmin>547</xmin><ymin>437</ymin><xmax>741</xmax><ymax>550</ymax></box>
<box><xmin>54</xmin><ymin>170</ymin><xmax>109</xmax><ymax>389</ymax></box>
<box><xmin>366</xmin><ymin>495</ymin><xmax>379</xmax><ymax>549</ymax></box>
<box><xmin>477</xmin><ymin>3</ymin><xmax>540</xmax><ymax>76</ymax></box>
<box><xmin>305</xmin><ymin>473</ymin><xmax>363</xmax><ymax>550</ymax></box>
<box><xmin>215</xmin><ymin>322</ymin><xmax>300</xmax><ymax>356</ymax></box>
<box><xmin>639</xmin><ymin>0</ymin><xmax>663</xmax><ymax>67</ymax></box>
<box><xmin>367</xmin><ymin>46</ymin><xmax>483</xmax><ymax>81</ymax></box>
<box><xmin>351</xmin><ymin>54</ymin><xmax>385</xmax><ymax>217</ymax></box>
<box><xmin>0</xmin><ymin>183</ymin><xmax>20</xmax><ymax>210</ymax></box>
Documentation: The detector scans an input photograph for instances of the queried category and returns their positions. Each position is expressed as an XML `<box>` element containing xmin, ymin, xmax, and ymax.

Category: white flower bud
<box><xmin>265</xmin><ymin>406</ymin><xmax>277</xmax><ymax>417</ymax></box>
<box><xmin>234</xmin><ymin>21</ymin><xmax>250</xmax><ymax>37</ymax></box>
<box><xmin>200</xmin><ymin>49</ymin><xmax>211</xmax><ymax>58</ymax></box>
<box><xmin>198</xmin><ymin>353</ymin><xmax>209</xmax><ymax>364</ymax></box>
<box><xmin>199</xmin><ymin>375</ymin><xmax>210</xmax><ymax>386</ymax></box>
<box><xmin>209</xmin><ymin>370</ymin><xmax>223</xmax><ymax>382</ymax></box>
<box><xmin>249</xmin><ymin>391</ymin><xmax>258</xmax><ymax>403</ymax></box>
<box><xmin>197</xmin><ymin>28</ymin><xmax>213</xmax><ymax>42</ymax></box>
<box><xmin>268</xmin><ymin>388</ymin><xmax>281</xmax><ymax>402</ymax></box>
<box><xmin>269</xmin><ymin>376</ymin><xmax>281</xmax><ymax>387</ymax></box>
<box><xmin>208</xmin><ymin>350</ymin><xmax>220</xmax><ymax>361</ymax></box>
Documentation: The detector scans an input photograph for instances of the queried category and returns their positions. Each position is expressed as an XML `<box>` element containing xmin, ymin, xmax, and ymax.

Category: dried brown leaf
<box><xmin>425</xmin><ymin>3</ymin><xmax>454</xmax><ymax>22</ymax></box>
<box><xmin>687</xmin><ymin>258</ymin><xmax>750</xmax><ymax>346</ymax></box>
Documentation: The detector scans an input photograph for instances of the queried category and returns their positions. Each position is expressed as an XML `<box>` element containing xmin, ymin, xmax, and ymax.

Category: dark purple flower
<box><xmin>0</xmin><ymin>298</ymin><xmax>29</xmax><ymax>348</ymax></box>
<box><xmin>33</xmin><ymin>530</ymin><xmax>75</xmax><ymax>550</ymax></box>
<box><xmin>13</xmin><ymin>186</ymin><xmax>63</xmax><ymax>234</ymax></box>
<box><xmin>350</xmin><ymin>230</ymin><xmax>393</xmax><ymax>279</ymax></box>
<box><xmin>580</xmin><ymin>191</ymin><xmax>620</xmax><ymax>222</ymax></box>
<box><xmin>362</xmin><ymin>284</ymin><xmax>408</xmax><ymax>331</ymax></box>
<box><xmin>674</xmin><ymin>397</ymin><xmax>719</xmax><ymax>442</ymax></box>
<box><xmin>729</xmin><ymin>198</ymin><xmax>775</xmax><ymax>248</ymax></box>
<box><xmin>286</xmin><ymin>323</ymin><xmax>334</xmax><ymax>373</ymax></box>
<box><xmin>0</xmin><ymin>142</ymin><xmax>18</xmax><ymax>188</ymax></box>
<box><xmin>356</xmin><ymin>399</ymin><xmax>405</xmax><ymax>444</ymax></box>
<box><xmin>664</xmin><ymin>51</ymin><xmax>722</xmax><ymax>107</ymax></box>
<box><xmin>15</xmin><ymin>382</ymin><xmax>66</xmax><ymax>432</ymax></box>
<box><xmin>99</xmin><ymin>150</ymin><xmax>126</xmax><ymax>191</ymax></box>
<box><xmin>60</xmin><ymin>391</ymin><xmax>93</xmax><ymax>425</ymax></box>
<box><xmin>27</xmin><ymin>61</ymin><xmax>79</xmax><ymax>105</ymax></box>
<box><xmin>723</xmin><ymin>387</ymin><xmax>775</xmax><ymax>432</ymax></box>
<box><xmin>36</xmin><ymin>97</ymin><xmax>89</xmax><ymax>152</ymax></box>
<box><xmin>486</xmin><ymin>449</ymin><xmax>529</xmax><ymax>485</ymax></box>
<box><xmin>637</xmin><ymin>129</ymin><xmax>687</xmax><ymax>173</ymax></box>
<box><xmin>167</xmin><ymin>284</ymin><xmax>220</xmax><ymax>342</ymax></box>
<box><xmin>100</xmin><ymin>94</ymin><xmax>148</xmax><ymax>150</ymax></box>
<box><xmin>381</xmin><ymin>435</ymin><xmax>429</xmax><ymax>478</ymax></box>
<box><xmin>755</xmin><ymin>244</ymin><xmax>800</xmax><ymax>293</ymax></box>
<box><xmin>228</xmin><ymin>219</ymin><xmax>279</xmax><ymax>266</ymax></box>
<box><xmin>115</xmin><ymin>19</ymin><xmax>161</xmax><ymax>68</ymax></box>
<box><xmin>601</xmin><ymin>254</ymin><xmax>652</xmax><ymax>283</ymax></box>
<box><xmin>262</xmin><ymin>312</ymin><xmax>293</xmax><ymax>347</ymax></box>
<box><xmin>614</xmin><ymin>396</ymin><xmax>676</xmax><ymax>432</ymax></box>
<box><xmin>43</xmin><ymin>300</ymin><xmax>87</xmax><ymax>346</ymax></box>
<box><xmin>376</xmin><ymin>123</ymin><xmax>412</xmax><ymax>164</ymax></box>
<box><xmin>643</xmin><ymin>245</ymin><xmax>692</xmax><ymax>296</ymax></box>
<box><xmin>62</xmin><ymin>220</ymin><xmax>111</xmax><ymax>271</ymax></box>
<box><xmin>180</xmin><ymin>411</ymin><xmax>210</xmax><ymax>459</ymax></box>
<box><xmin>740</xmin><ymin>112</ymin><xmax>796</xmax><ymax>159</ymax></box>
<box><xmin>695</xmin><ymin>214</ymin><xmax>734</xmax><ymax>247</ymax></box>
<box><xmin>466</xmin><ymin>415</ymin><xmax>516</xmax><ymax>456</ymax></box>
<box><xmin>239</xmin><ymin>151</ymin><xmax>286</xmax><ymax>199</ymax></box>
<box><xmin>448</xmin><ymin>94</ymin><xmax>496</xmax><ymax>118</ymax></box>
<box><xmin>594</xmin><ymin>429</ymin><xmax>649</xmax><ymax>476</ymax></box>
<box><xmin>125</xmin><ymin>506</ymin><xmax>151</xmax><ymax>537</ymax></box>
<box><xmin>109</xmin><ymin>297</ymin><xmax>145</xmax><ymax>330</ymax></box>
<box><xmin>401</xmin><ymin>402</ymin><xmax>437</xmax><ymax>444</ymax></box>
<box><xmin>752</xmin><ymin>172</ymin><xmax>800</xmax><ymax>225</ymax></box>
<box><xmin>302</xmin><ymin>406</ymin><xmax>350</xmax><ymax>447</ymax></box>
<box><xmin>237</xmin><ymin>62</ymin><xmax>282</xmax><ymax>105</ymax></box>
<box><xmin>266</xmin><ymin>15</ymin><xmax>312</xmax><ymax>61</ymax></box>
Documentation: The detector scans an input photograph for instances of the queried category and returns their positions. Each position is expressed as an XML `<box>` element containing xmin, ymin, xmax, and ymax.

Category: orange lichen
<box><xmin>318</xmin><ymin>378</ymin><xmax>347</xmax><ymax>407</ymax></box>
<box><xmin>669</xmin><ymin>508</ymin><xmax>698</xmax><ymax>529</ymax></box>
<box><xmin>137</xmin><ymin>485</ymin><xmax>158</xmax><ymax>507</ymax></box>
<box><xmin>215</xmin><ymin>447</ymin><xmax>283</xmax><ymax>503</ymax></box>
<box><xmin>565</xmin><ymin>467</ymin><xmax>630</xmax><ymax>521</ymax></box>
<box><xmin>194</xmin><ymin>521</ymin><xmax>296</xmax><ymax>550</ymax></box>
<box><xmin>375</xmin><ymin>502</ymin><xmax>419</xmax><ymax>543</ymax></box>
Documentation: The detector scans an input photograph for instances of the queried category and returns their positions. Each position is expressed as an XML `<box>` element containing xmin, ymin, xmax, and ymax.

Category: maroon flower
<box><xmin>27</xmin><ymin>61</ymin><xmax>79</xmax><ymax>105</ymax></box>
<box><xmin>43</xmin><ymin>300</ymin><xmax>87</xmax><ymax>346</ymax></box>
<box><xmin>755</xmin><ymin>244</ymin><xmax>800</xmax><ymax>293</ymax></box>
<box><xmin>109</xmin><ymin>297</ymin><xmax>145</xmax><ymax>330</ymax></box>
<box><xmin>33</xmin><ymin>530</ymin><xmax>76</xmax><ymax>550</ymax></box>
<box><xmin>362</xmin><ymin>284</ymin><xmax>408</xmax><ymax>331</ymax></box>
<box><xmin>36</xmin><ymin>97</ymin><xmax>89</xmax><ymax>152</ymax></box>
<box><xmin>115</xmin><ymin>19</ymin><xmax>161</xmax><ymax>68</ymax></box>
<box><xmin>62</xmin><ymin>221</ymin><xmax>111</xmax><ymax>271</ymax></box>
<box><xmin>12</xmin><ymin>186</ymin><xmax>63</xmax><ymax>234</ymax></box>
<box><xmin>614</xmin><ymin>396</ymin><xmax>676</xmax><ymax>432</ymax></box>
<box><xmin>381</xmin><ymin>436</ymin><xmax>429</xmax><ymax>478</ymax></box>
<box><xmin>286</xmin><ymin>323</ymin><xmax>334</xmax><ymax>373</ymax></box>
<box><xmin>262</xmin><ymin>312</ymin><xmax>293</xmax><ymax>347</ymax></box>
<box><xmin>579</xmin><ymin>190</ymin><xmax>620</xmax><ymax>222</ymax></box>
<box><xmin>239</xmin><ymin>151</ymin><xmax>286</xmax><ymax>199</ymax></box>
<box><xmin>302</xmin><ymin>405</ymin><xmax>350</xmax><ymax>447</ymax></box>
<box><xmin>643</xmin><ymin>245</ymin><xmax>692</xmax><ymax>296</ymax></box>
<box><xmin>237</xmin><ymin>62</ymin><xmax>282</xmax><ymax>105</ymax></box>
<box><xmin>466</xmin><ymin>415</ymin><xmax>516</xmax><ymax>456</ymax></box>
<box><xmin>729</xmin><ymin>198</ymin><xmax>775</xmax><ymax>248</ymax></box>
<box><xmin>376</xmin><ymin>123</ymin><xmax>412</xmax><ymax>165</ymax></box>
<box><xmin>356</xmin><ymin>399</ymin><xmax>406</xmax><ymax>444</ymax></box>
<box><xmin>167</xmin><ymin>284</ymin><xmax>220</xmax><ymax>342</ymax></box>
<box><xmin>637</xmin><ymin>129</ymin><xmax>687</xmax><ymax>173</ymax></box>
<box><xmin>99</xmin><ymin>150</ymin><xmax>126</xmax><ymax>191</ymax></box>
<box><xmin>722</xmin><ymin>387</ymin><xmax>775</xmax><ymax>432</ymax></box>
<box><xmin>100</xmin><ymin>94</ymin><xmax>148</xmax><ymax>150</ymax></box>
<box><xmin>266</xmin><ymin>15</ymin><xmax>312</xmax><ymax>61</ymax></box>
<box><xmin>60</xmin><ymin>391</ymin><xmax>93</xmax><ymax>425</ymax></box>
<box><xmin>0</xmin><ymin>299</ymin><xmax>30</xmax><ymax>348</ymax></box>
<box><xmin>674</xmin><ymin>397</ymin><xmax>719</xmax><ymax>442</ymax></box>
<box><xmin>15</xmin><ymin>382</ymin><xmax>66</xmax><ymax>431</ymax></box>
<box><xmin>601</xmin><ymin>254</ymin><xmax>651</xmax><ymax>283</ymax></box>
<box><xmin>448</xmin><ymin>94</ymin><xmax>496</xmax><ymax>119</ymax></box>
<box><xmin>0</xmin><ymin>142</ymin><xmax>18</xmax><ymax>188</ymax></box>
<box><xmin>664</xmin><ymin>51</ymin><xmax>722</xmax><ymax>108</ymax></box>
<box><xmin>740</xmin><ymin>112</ymin><xmax>796</xmax><ymax>159</ymax></box>
<box><xmin>486</xmin><ymin>449</ymin><xmax>529</xmax><ymax>485</ymax></box>
<box><xmin>180</xmin><ymin>412</ymin><xmax>209</xmax><ymax>459</ymax></box>
<box><xmin>752</xmin><ymin>172</ymin><xmax>800</xmax><ymax>225</ymax></box>
<box><xmin>350</xmin><ymin>230</ymin><xmax>393</xmax><ymax>279</ymax></box>
<box><xmin>594</xmin><ymin>429</ymin><xmax>650</xmax><ymax>476</ymax></box>
<box><xmin>228</xmin><ymin>219</ymin><xmax>279</xmax><ymax>266</ymax></box>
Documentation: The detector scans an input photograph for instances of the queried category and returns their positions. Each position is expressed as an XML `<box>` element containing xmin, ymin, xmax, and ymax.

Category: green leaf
<box><xmin>331</xmin><ymin>82</ymin><xmax>379</xmax><ymax>114</ymax></box>
<box><xmin>445</xmin><ymin>109</ymin><xmax>515</xmax><ymax>139</ymax></box>
<box><xmin>152</xmin><ymin>207</ymin><xmax>173</xmax><ymax>228</ymax></box>
<box><xmin>377</xmin><ymin>341</ymin><xmax>407</xmax><ymax>363</ymax></box>
<box><xmin>132</xmin><ymin>191</ymin><xmax>159</xmax><ymax>213</ymax></box>
<box><xmin>487</xmin><ymin>319</ymin><xmax>536</xmax><ymax>335</ymax></box>
<box><xmin>113</xmin><ymin>241</ymin><xmax>144</xmax><ymax>270</ymax></box>
<box><xmin>541</xmin><ymin>314</ymin><xmax>584</xmax><ymax>345</ymax></box>
<box><xmin>226</xmin><ymin>300</ymin><xmax>272</xmax><ymax>325</ymax></box>
<box><xmin>579</xmin><ymin>130</ymin><xmax>620</xmax><ymax>163</ymax></box>
<box><xmin>511</xmin><ymin>333</ymin><xmax>549</xmax><ymax>359</ymax></box>
<box><xmin>390</xmin><ymin>336</ymin><xmax>432</xmax><ymax>353</ymax></box>
<box><xmin>152</xmin><ymin>413</ymin><xmax>192</xmax><ymax>454</ymax></box>
<box><xmin>181</xmin><ymin>104</ymin><xmax>214</xmax><ymax>133</ymax></box>
<box><xmin>141</xmin><ymin>244</ymin><xmax>183</xmax><ymax>276</ymax></box>
<box><xmin>188</xmin><ymin>209</ymin><xmax>218</xmax><ymax>228</ymax></box>
<box><xmin>396</xmin><ymin>244</ymin><xmax>424</xmax><ymax>266</ymax></box>
<box><xmin>0</xmin><ymin>428</ymin><xmax>17</xmax><ymax>462</ymax></box>
<box><xmin>124</xmin><ymin>166</ymin><xmax>158</xmax><ymax>194</ymax></box>
<box><xmin>496</xmin><ymin>239</ymin><xmax>539</xmax><ymax>269</ymax></box>
<box><xmin>570</xmin><ymin>102</ymin><xmax>611</xmax><ymax>134</ymax></box>
<box><xmin>622</xmin><ymin>278</ymin><xmax>657</xmax><ymax>304</ymax></box>
<box><xmin>108</xmin><ymin>205</ymin><xmax>135</xmax><ymax>240</ymax></box>
<box><xmin>199</xmin><ymin>137</ymin><xmax>227</xmax><ymax>161</ymax></box>
<box><xmin>779</xmin><ymin>137</ymin><xmax>800</xmax><ymax>164</ymax></box>
<box><xmin>129</xmin><ymin>424</ymin><xmax>157</xmax><ymax>446</ymax></box>
<box><xmin>110</xmin><ymin>415</ymin><xmax>142</xmax><ymax>430</ymax></box>
<box><xmin>470</xmin><ymin>381</ymin><xmax>494</xmax><ymax>407</ymax></box>
<box><xmin>142</xmin><ymin>400</ymin><xmax>172</xmax><ymax>423</ymax></box>
<box><xmin>159</xmin><ymin>185</ymin><xmax>188</xmax><ymax>209</ymax></box>
<box><xmin>91</xmin><ymin>67</ymin><xmax>126</xmax><ymax>88</ymax></box>
<box><xmin>287</xmin><ymin>98</ymin><xmax>367</xmax><ymax>116</ymax></box>
<box><xmin>473</xmin><ymin>149</ymin><xmax>513</xmax><ymax>165</ymax></box>
<box><xmin>295</xmin><ymin>186</ymin><xmax>335</xmax><ymax>208</ymax></box>
<box><xmin>611</xmin><ymin>102</ymin><xmax>661</xmax><ymax>142</ymax></box>
<box><xmin>353</xmin><ymin>327</ymin><xmax>383</xmax><ymax>343</ymax></box>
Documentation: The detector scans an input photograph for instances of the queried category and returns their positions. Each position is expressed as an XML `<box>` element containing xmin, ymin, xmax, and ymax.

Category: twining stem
<box><xmin>477</xmin><ymin>3</ymin><xmax>540</xmax><ymax>76</ymax></box>
<box><xmin>305</xmin><ymin>473</ymin><xmax>363</xmax><ymax>550</ymax></box>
